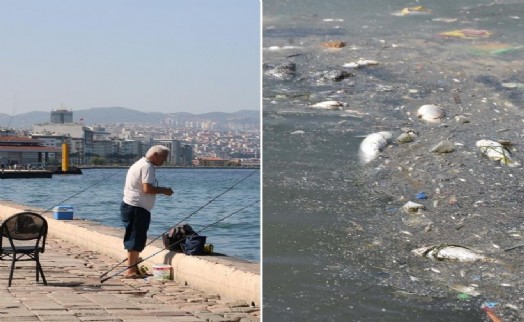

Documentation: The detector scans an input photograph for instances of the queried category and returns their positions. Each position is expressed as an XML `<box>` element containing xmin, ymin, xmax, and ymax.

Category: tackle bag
<box><xmin>162</xmin><ymin>223</ymin><xmax>205</xmax><ymax>255</ymax></box>
<box><xmin>181</xmin><ymin>235</ymin><xmax>207</xmax><ymax>255</ymax></box>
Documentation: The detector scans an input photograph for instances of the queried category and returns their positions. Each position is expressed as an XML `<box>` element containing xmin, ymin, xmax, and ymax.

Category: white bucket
<box><xmin>152</xmin><ymin>264</ymin><xmax>171</xmax><ymax>280</ymax></box>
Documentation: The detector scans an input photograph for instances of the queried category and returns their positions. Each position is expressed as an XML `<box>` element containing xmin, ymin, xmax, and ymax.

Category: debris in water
<box><xmin>412</xmin><ymin>244</ymin><xmax>497</xmax><ymax>262</ymax></box>
<box><xmin>417</xmin><ymin>104</ymin><xmax>445</xmax><ymax>123</ymax></box>
<box><xmin>469</xmin><ymin>42</ymin><xmax>521</xmax><ymax>55</ymax></box>
<box><xmin>358</xmin><ymin>131</ymin><xmax>393</xmax><ymax>164</ymax></box>
<box><xmin>310</xmin><ymin>100</ymin><xmax>347</xmax><ymax>110</ymax></box>
<box><xmin>476</xmin><ymin>139</ymin><xmax>520</xmax><ymax>167</ymax></box>
<box><xmin>392</xmin><ymin>6</ymin><xmax>432</xmax><ymax>16</ymax></box>
<box><xmin>415</xmin><ymin>192</ymin><xmax>427</xmax><ymax>200</ymax></box>
<box><xmin>501</xmin><ymin>82</ymin><xmax>524</xmax><ymax>89</ymax></box>
<box><xmin>451</xmin><ymin>284</ymin><xmax>481</xmax><ymax>297</ymax></box>
<box><xmin>322</xmin><ymin>41</ymin><xmax>346</xmax><ymax>48</ymax></box>
<box><xmin>439</xmin><ymin>29</ymin><xmax>492</xmax><ymax>39</ymax></box>
<box><xmin>343</xmin><ymin>59</ymin><xmax>379</xmax><ymax>68</ymax></box>
<box><xmin>402</xmin><ymin>201</ymin><xmax>425</xmax><ymax>213</ymax></box>
<box><xmin>431</xmin><ymin>140</ymin><xmax>455</xmax><ymax>153</ymax></box>
<box><xmin>482</xmin><ymin>306</ymin><xmax>503</xmax><ymax>322</ymax></box>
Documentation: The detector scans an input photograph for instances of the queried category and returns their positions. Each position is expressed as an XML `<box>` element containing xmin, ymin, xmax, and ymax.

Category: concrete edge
<box><xmin>0</xmin><ymin>201</ymin><xmax>260</xmax><ymax>305</ymax></box>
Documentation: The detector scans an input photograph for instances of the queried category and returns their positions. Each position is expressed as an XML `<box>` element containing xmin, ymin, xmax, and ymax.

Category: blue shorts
<box><xmin>120</xmin><ymin>202</ymin><xmax>151</xmax><ymax>252</ymax></box>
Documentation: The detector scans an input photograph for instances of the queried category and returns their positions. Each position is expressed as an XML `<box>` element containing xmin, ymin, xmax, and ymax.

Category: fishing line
<box><xmin>99</xmin><ymin>168</ymin><xmax>259</xmax><ymax>278</ymax></box>
<box><xmin>100</xmin><ymin>199</ymin><xmax>259</xmax><ymax>283</ymax></box>
<box><xmin>39</xmin><ymin>168</ymin><xmax>126</xmax><ymax>215</ymax></box>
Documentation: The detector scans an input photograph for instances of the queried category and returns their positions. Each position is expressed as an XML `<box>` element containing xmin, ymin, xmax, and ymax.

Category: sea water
<box><xmin>263</xmin><ymin>0</ymin><xmax>524</xmax><ymax>320</ymax></box>
<box><xmin>0</xmin><ymin>168</ymin><xmax>260</xmax><ymax>262</ymax></box>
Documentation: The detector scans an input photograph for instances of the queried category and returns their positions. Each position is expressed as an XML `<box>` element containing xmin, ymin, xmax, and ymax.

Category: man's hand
<box><xmin>163</xmin><ymin>187</ymin><xmax>174</xmax><ymax>196</ymax></box>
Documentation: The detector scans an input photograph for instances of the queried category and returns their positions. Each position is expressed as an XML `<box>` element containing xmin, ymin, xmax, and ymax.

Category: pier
<box><xmin>0</xmin><ymin>202</ymin><xmax>260</xmax><ymax>321</ymax></box>
<box><xmin>0</xmin><ymin>169</ymin><xmax>53</xmax><ymax>179</ymax></box>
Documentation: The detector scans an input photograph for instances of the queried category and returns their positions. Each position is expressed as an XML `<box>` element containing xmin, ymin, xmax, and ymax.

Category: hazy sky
<box><xmin>0</xmin><ymin>0</ymin><xmax>260</xmax><ymax>115</ymax></box>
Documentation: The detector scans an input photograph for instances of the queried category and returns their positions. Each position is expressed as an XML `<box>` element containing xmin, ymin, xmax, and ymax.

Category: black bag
<box><xmin>162</xmin><ymin>223</ymin><xmax>197</xmax><ymax>252</ymax></box>
<box><xmin>181</xmin><ymin>235</ymin><xmax>207</xmax><ymax>255</ymax></box>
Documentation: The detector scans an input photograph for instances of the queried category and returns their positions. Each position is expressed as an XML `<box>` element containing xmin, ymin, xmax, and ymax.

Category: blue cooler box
<box><xmin>53</xmin><ymin>205</ymin><xmax>74</xmax><ymax>220</ymax></box>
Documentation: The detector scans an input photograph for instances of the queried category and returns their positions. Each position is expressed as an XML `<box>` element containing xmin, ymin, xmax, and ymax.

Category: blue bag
<box><xmin>182</xmin><ymin>235</ymin><xmax>207</xmax><ymax>255</ymax></box>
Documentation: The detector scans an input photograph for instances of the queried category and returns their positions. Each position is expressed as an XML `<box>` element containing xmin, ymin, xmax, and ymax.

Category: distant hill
<box><xmin>0</xmin><ymin>107</ymin><xmax>259</xmax><ymax>129</ymax></box>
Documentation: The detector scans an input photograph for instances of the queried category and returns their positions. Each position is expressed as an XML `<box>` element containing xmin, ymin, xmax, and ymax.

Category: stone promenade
<box><xmin>0</xmin><ymin>236</ymin><xmax>260</xmax><ymax>322</ymax></box>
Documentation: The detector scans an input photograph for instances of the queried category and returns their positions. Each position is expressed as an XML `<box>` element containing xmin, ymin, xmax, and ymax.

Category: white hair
<box><xmin>145</xmin><ymin>145</ymin><xmax>170</xmax><ymax>158</ymax></box>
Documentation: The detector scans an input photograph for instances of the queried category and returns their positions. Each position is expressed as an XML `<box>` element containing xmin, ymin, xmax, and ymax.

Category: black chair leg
<box><xmin>36</xmin><ymin>261</ymin><xmax>47</xmax><ymax>285</ymax></box>
<box><xmin>8</xmin><ymin>257</ymin><xmax>16</xmax><ymax>287</ymax></box>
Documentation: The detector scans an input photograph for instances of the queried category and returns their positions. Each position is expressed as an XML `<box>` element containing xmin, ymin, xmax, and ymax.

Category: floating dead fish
<box><xmin>310</xmin><ymin>100</ymin><xmax>347</xmax><ymax>110</ymax></box>
<box><xmin>417</xmin><ymin>104</ymin><xmax>445</xmax><ymax>123</ymax></box>
<box><xmin>502</xmin><ymin>82</ymin><xmax>524</xmax><ymax>89</ymax></box>
<box><xmin>343</xmin><ymin>59</ymin><xmax>379</xmax><ymax>68</ymax></box>
<box><xmin>432</xmin><ymin>17</ymin><xmax>458</xmax><ymax>23</ymax></box>
<box><xmin>476</xmin><ymin>139</ymin><xmax>520</xmax><ymax>167</ymax></box>
<box><xmin>290</xmin><ymin>130</ymin><xmax>305</xmax><ymax>135</ymax></box>
<box><xmin>358</xmin><ymin>131</ymin><xmax>393</xmax><ymax>164</ymax></box>
<box><xmin>402</xmin><ymin>201</ymin><xmax>425</xmax><ymax>213</ymax></box>
<box><xmin>392</xmin><ymin>6</ymin><xmax>432</xmax><ymax>16</ymax></box>
<box><xmin>412</xmin><ymin>244</ymin><xmax>496</xmax><ymax>262</ymax></box>
<box><xmin>439</xmin><ymin>29</ymin><xmax>492</xmax><ymax>39</ymax></box>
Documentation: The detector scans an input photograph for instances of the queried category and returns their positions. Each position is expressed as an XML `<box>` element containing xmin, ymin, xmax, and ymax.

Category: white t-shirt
<box><xmin>122</xmin><ymin>157</ymin><xmax>157</xmax><ymax>211</ymax></box>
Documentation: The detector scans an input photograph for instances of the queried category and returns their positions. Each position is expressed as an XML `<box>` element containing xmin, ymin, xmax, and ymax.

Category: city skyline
<box><xmin>0</xmin><ymin>0</ymin><xmax>261</xmax><ymax>115</ymax></box>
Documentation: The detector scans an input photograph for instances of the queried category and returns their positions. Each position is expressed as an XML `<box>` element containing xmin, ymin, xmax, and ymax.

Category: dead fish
<box><xmin>412</xmin><ymin>244</ymin><xmax>497</xmax><ymax>262</ymax></box>
<box><xmin>476</xmin><ymin>139</ymin><xmax>520</xmax><ymax>167</ymax></box>
<box><xmin>358</xmin><ymin>131</ymin><xmax>393</xmax><ymax>164</ymax></box>
<box><xmin>310</xmin><ymin>100</ymin><xmax>347</xmax><ymax>110</ymax></box>
<box><xmin>417</xmin><ymin>104</ymin><xmax>445</xmax><ymax>123</ymax></box>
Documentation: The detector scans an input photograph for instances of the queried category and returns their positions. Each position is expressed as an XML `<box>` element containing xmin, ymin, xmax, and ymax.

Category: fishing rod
<box><xmin>99</xmin><ymin>168</ymin><xmax>259</xmax><ymax>278</ymax></box>
<box><xmin>100</xmin><ymin>199</ymin><xmax>259</xmax><ymax>283</ymax></box>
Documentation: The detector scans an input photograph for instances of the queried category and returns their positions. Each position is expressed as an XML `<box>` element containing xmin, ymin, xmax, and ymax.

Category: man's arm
<box><xmin>143</xmin><ymin>183</ymin><xmax>174</xmax><ymax>196</ymax></box>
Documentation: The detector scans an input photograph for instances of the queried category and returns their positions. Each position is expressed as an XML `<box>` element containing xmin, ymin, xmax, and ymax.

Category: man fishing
<box><xmin>120</xmin><ymin>145</ymin><xmax>174</xmax><ymax>278</ymax></box>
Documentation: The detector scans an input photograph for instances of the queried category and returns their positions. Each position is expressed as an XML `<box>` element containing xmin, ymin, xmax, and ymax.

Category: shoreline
<box><xmin>0</xmin><ymin>201</ymin><xmax>260</xmax><ymax>306</ymax></box>
<box><xmin>79</xmin><ymin>165</ymin><xmax>260</xmax><ymax>170</ymax></box>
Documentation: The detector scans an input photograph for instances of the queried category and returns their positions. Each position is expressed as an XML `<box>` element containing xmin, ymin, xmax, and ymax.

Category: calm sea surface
<box><xmin>0</xmin><ymin>168</ymin><xmax>260</xmax><ymax>262</ymax></box>
<box><xmin>264</xmin><ymin>0</ymin><xmax>524</xmax><ymax>321</ymax></box>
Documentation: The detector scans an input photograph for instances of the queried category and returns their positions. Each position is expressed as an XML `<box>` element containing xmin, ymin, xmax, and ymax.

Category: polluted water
<box><xmin>263</xmin><ymin>0</ymin><xmax>524</xmax><ymax>321</ymax></box>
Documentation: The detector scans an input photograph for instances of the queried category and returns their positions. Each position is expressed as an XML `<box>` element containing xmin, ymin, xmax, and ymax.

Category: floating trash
<box><xmin>322</xmin><ymin>41</ymin><xmax>346</xmax><ymax>48</ymax></box>
<box><xmin>417</xmin><ymin>104</ymin><xmax>445</xmax><ymax>123</ymax></box>
<box><xmin>431</xmin><ymin>140</ymin><xmax>455</xmax><ymax>153</ymax></box>
<box><xmin>412</xmin><ymin>244</ymin><xmax>496</xmax><ymax>262</ymax></box>
<box><xmin>432</xmin><ymin>17</ymin><xmax>457</xmax><ymax>23</ymax></box>
<box><xmin>263</xmin><ymin>62</ymin><xmax>296</xmax><ymax>80</ymax></box>
<box><xmin>402</xmin><ymin>201</ymin><xmax>425</xmax><ymax>213</ymax></box>
<box><xmin>501</xmin><ymin>82</ymin><xmax>524</xmax><ymax>89</ymax></box>
<box><xmin>452</xmin><ymin>284</ymin><xmax>480</xmax><ymax>297</ymax></box>
<box><xmin>476</xmin><ymin>139</ymin><xmax>520</xmax><ymax>167</ymax></box>
<box><xmin>439</xmin><ymin>29</ymin><xmax>492</xmax><ymax>39</ymax></box>
<box><xmin>415</xmin><ymin>192</ymin><xmax>427</xmax><ymax>200</ymax></box>
<box><xmin>392</xmin><ymin>6</ymin><xmax>432</xmax><ymax>16</ymax></box>
<box><xmin>358</xmin><ymin>131</ymin><xmax>393</xmax><ymax>164</ymax></box>
<box><xmin>290</xmin><ymin>130</ymin><xmax>305</xmax><ymax>135</ymax></box>
<box><xmin>343</xmin><ymin>59</ymin><xmax>379</xmax><ymax>68</ymax></box>
<box><xmin>396</xmin><ymin>130</ymin><xmax>417</xmax><ymax>143</ymax></box>
<box><xmin>310</xmin><ymin>100</ymin><xmax>347</xmax><ymax>110</ymax></box>
<box><xmin>469</xmin><ymin>42</ymin><xmax>521</xmax><ymax>55</ymax></box>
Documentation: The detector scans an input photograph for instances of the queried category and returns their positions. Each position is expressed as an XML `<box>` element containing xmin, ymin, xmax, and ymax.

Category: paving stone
<box><xmin>0</xmin><ymin>237</ymin><xmax>260</xmax><ymax>321</ymax></box>
<box><xmin>39</xmin><ymin>315</ymin><xmax>81</xmax><ymax>321</ymax></box>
